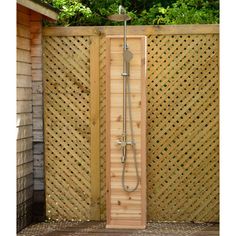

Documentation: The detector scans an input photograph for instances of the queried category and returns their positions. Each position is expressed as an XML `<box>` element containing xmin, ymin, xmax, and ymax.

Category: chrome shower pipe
<box><xmin>108</xmin><ymin>5</ymin><xmax>139</xmax><ymax>192</ymax></box>
<box><xmin>121</xmin><ymin>15</ymin><xmax>128</xmax><ymax>163</ymax></box>
<box><xmin>114</xmin><ymin>5</ymin><xmax>131</xmax><ymax>164</ymax></box>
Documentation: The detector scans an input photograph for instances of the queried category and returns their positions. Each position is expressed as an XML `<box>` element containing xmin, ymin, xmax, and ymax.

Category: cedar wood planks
<box><xmin>106</xmin><ymin>36</ymin><xmax>146</xmax><ymax>229</ymax></box>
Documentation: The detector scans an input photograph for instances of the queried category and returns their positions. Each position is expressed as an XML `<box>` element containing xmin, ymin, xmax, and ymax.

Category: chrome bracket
<box><xmin>121</xmin><ymin>72</ymin><xmax>128</xmax><ymax>76</ymax></box>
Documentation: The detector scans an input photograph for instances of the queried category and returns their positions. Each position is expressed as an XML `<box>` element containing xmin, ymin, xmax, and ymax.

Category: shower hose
<box><xmin>121</xmin><ymin>71</ymin><xmax>140</xmax><ymax>192</ymax></box>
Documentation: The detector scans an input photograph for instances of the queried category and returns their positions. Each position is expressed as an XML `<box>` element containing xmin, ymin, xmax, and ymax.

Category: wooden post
<box><xmin>90</xmin><ymin>35</ymin><xmax>101</xmax><ymax>220</ymax></box>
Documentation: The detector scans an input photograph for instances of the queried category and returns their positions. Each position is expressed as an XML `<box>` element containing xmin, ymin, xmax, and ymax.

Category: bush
<box><xmin>43</xmin><ymin>0</ymin><xmax>219</xmax><ymax>26</ymax></box>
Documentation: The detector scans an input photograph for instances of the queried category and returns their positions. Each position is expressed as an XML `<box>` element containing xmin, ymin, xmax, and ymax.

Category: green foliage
<box><xmin>163</xmin><ymin>0</ymin><xmax>219</xmax><ymax>24</ymax></box>
<box><xmin>43</xmin><ymin>0</ymin><xmax>92</xmax><ymax>26</ymax></box>
<box><xmin>43</xmin><ymin>0</ymin><xmax>219</xmax><ymax>26</ymax></box>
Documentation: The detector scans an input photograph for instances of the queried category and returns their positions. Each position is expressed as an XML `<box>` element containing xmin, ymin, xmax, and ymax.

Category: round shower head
<box><xmin>108</xmin><ymin>13</ymin><xmax>131</xmax><ymax>22</ymax></box>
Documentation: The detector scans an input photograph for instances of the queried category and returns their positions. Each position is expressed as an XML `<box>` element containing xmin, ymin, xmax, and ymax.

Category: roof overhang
<box><xmin>17</xmin><ymin>0</ymin><xmax>58</xmax><ymax>20</ymax></box>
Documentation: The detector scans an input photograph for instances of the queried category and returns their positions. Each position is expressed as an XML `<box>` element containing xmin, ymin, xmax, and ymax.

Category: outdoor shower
<box><xmin>106</xmin><ymin>5</ymin><xmax>147</xmax><ymax>229</ymax></box>
<box><xmin>108</xmin><ymin>5</ymin><xmax>139</xmax><ymax>193</ymax></box>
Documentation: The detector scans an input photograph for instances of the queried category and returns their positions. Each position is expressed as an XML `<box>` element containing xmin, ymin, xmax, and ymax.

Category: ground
<box><xmin>18</xmin><ymin>221</ymin><xmax>219</xmax><ymax>236</ymax></box>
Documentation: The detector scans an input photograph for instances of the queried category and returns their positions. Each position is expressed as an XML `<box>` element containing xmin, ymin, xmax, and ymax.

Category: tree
<box><xmin>161</xmin><ymin>0</ymin><xmax>219</xmax><ymax>24</ymax></box>
<box><xmin>42</xmin><ymin>0</ymin><xmax>219</xmax><ymax>26</ymax></box>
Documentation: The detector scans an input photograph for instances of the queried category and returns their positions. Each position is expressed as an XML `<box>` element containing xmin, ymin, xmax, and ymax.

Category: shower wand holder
<box><xmin>121</xmin><ymin>72</ymin><xmax>128</xmax><ymax>76</ymax></box>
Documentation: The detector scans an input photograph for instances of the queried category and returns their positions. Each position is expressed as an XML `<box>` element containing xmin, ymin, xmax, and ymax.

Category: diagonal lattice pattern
<box><xmin>146</xmin><ymin>34</ymin><xmax>219</xmax><ymax>222</ymax></box>
<box><xmin>44</xmin><ymin>36</ymin><xmax>91</xmax><ymax>220</ymax></box>
<box><xmin>43</xmin><ymin>27</ymin><xmax>219</xmax><ymax>222</ymax></box>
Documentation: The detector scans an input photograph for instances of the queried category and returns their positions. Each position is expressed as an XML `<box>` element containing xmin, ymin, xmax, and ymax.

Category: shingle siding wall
<box><xmin>17</xmin><ymin>4</ymin><xmax>45</xmax><ymax>231</ymax></box>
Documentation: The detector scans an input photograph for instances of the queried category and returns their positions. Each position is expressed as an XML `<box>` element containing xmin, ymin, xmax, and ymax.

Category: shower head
<box><xmin>108</xmin><ymin>14</ymin><xmax>131</xmax><ymax>22</ymax></box>
<box><xmin>108</xmin><ymin>5</ymin><xmax>131</xmax><ymax>22</ymax></box>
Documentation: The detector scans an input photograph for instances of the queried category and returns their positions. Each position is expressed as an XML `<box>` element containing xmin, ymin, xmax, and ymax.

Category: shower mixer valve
<box><xmin>117</xmin><ymin>139</ymin><xmax>135</xmax><ymax>164</ymax></box>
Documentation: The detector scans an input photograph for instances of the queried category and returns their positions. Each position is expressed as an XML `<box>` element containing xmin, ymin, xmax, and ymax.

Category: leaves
<box><xmin>163</xmin><ymin>0</ymin><xmax>219</xmax><ymax>24</ymax></box>
<box><xmin>42</xmin><ymin>0</ymin><xmax>219</xmax><ymax>26</ymax></box>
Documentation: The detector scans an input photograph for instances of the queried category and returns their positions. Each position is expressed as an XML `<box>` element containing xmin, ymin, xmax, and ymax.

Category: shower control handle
<box><xmin>117</xmin><ymin>140</ymin><xmax>135</xmax><ymax>163</ymax></box>
<box><xmin>117</xmin><ymin>140</ymin><xmax>135</xmax><ymax>147</ymax></box>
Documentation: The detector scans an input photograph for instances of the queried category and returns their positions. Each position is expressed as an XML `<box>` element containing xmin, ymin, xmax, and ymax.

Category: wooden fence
<box><xmin>43</xmin><ymin>25</ymin><xmax>219</xmax><ymax>222</ymax></box>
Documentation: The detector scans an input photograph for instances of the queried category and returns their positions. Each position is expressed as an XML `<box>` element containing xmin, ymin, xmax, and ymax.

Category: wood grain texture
<box><xmin>43</xmin><ymin>25</ymin><xmax>219</xmax><ymax>36</ymax></box>
<box><xmin>42</xmin><ymin>26</ymin><xmax>219</xmax><ymax>223</ymax></box>
<box><xmin>146</xmin><ymin>33</ymin><xmax>219</xmax><ymax>222</ymax></box>
<box><xmin>44</xmin><ymin>35</ymin><xmax>92</xmax><ymax>221</ymax></box>
<box><xmin>106</xmin><ymin>36</ymin><xmax>146</xmax><ymax>229</ymax></box>
<box><xmin>90</xmin><ymin>35</ymin><xmax>101</xmax><ymax>220</ymax></box>
<box><xmin>17</xmin><ymin>37</ymin><xmax>31</xmax><ymax>51</ymax></box>
<box><xmin>16</xmin><ymin>6</ymin><xmax>42</xmax><ymax>231</ymax></box>
<box><xmin>30</xmin><ymin>11</ymin><xmax>43</xmax><ymax>156</ymax></box>
<box><xmin>17</xmin><ymin>0</ymin><xmax>58</xmax><ymax>20</ymax></box>
<box><xmin>17</xmin><ymin>6</ymin><xmax>33</xmax><ymax>225</ymax></box>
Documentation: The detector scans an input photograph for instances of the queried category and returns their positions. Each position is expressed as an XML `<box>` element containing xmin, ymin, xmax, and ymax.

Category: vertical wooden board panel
<box><xmin>33</xmin><ymin>94</ymin><xmax>43</xmax><ymax>106</ymax></box>
<box><xmin>32</xmin><ymin>69</ymin><xmax>42</xmax><ymax>81</ymax></box>
<box><xmin>105</xmin><ymin>37</ymin><xmax>111</xmax><ymax>224</ymax></box>
<box><xmin>31</xmin><ymin>44</ymin><xmax>42</xmax><ymax>57</ymax></box>
<box><xmin>34</xmin><ymin>179</ymin><xmax>44</xmax><ymax>190</ymax></box>
<box><xmin>106</xmin><ymin>36</ymin><xmax>146</xmax><ymax>229</ymax></box>
<box><xmin>33</xmin><ymin>130</ymin><xmax>43</xmax><ymax>142</ymax></box>
<box><xmin>30</xmin><ymin>14</ymin><xmax>44</xmax><ymax>198</ymax></box>
<box><xmin>32</xmin><ymin>81</ymin><xmax>43</xmax><ymax>94</ymax></box>
<box><xmin>30</xmin><ymin>21</ymin><xmax>42</xmax><ymax>33</ymax></box>
<box><xmin>140</xmin><ymin>37</ymin><xmax>147</xmax><ymax>225</ymax></box>
<box><xmin>90</xmin><ymin>35</ymin><xmax>101</xmax><ymax>220</ymax></box>
<box><xmin>31</xmin><ymin>33</ymin><xmax>42</xmax><ymax>45</ymax></box>
<box><xmin>33</xmin><ymin>105</ymin><xmax>43</xmax><ymax>118</ymax></box>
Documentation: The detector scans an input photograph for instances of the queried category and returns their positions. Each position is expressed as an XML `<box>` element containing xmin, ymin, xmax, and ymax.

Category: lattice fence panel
<box><xmin>99</xmin><ymin>36</ymin><xmax>107</xmax><ymax>220</ymax></box>
<box><xmin>43</xmin><ymin>27</ymin><xmax>219</xmax><ymax>223</ymax></box>
<box><xmin>43</xmin><ymin>36</ymin><xmax>91</xmax><ymax>220</ymax></box>
<box><xmin>146</xmin><ymin>34</ymin><xmax>219</xmax><ymax>222</ymax></box>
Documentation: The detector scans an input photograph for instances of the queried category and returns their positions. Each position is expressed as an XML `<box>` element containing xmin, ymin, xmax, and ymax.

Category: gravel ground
<box><xmin>17</xmin><ymin>221</ymin><xmax>218</xmax><ymax>236</ymax></box>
